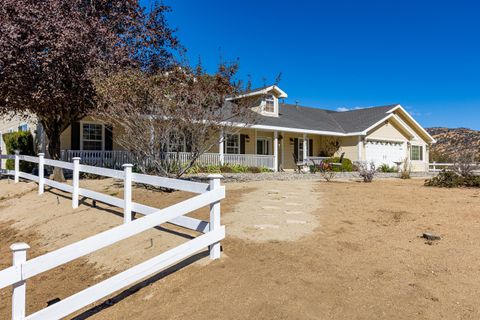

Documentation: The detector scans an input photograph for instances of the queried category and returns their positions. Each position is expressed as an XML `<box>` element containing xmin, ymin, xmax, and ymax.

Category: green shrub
<box><xmin>425</xmin><ymin>170</ymin><xmax>466</xmax><ymax>188</ymax></box>
<box><xmin>248</xmin><ymin>166</ymin><xmax>262</xmax><ymax>173</ymax></box>
<box><xmin>378</xmin><ymin>163</ymin><xmax>397</xmax><ymax>173</ymax></box>
<box><xmin>2</xmin><ymin>131</ymin><xmax>35</xmax><ymax>173</ymax></box>
<box><xmin>464</xmin><ymin>175</ymin><xmax>480</xmax><ymax>188</ymax></box>
<box><xmin>259</xmin><ymin>166</ymin><xmax>273</xmax><ymax>173</ymax></box>
<box><xmin>324</xmin><ymin>157</ymin><xmax>354</xmax><ymax>172</ymax></box>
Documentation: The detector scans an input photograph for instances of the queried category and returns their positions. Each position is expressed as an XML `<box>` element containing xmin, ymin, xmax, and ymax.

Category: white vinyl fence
<box><xmin>0</xmin><ymin>151</ymin><xmax>225</xmax><ymax>320</ymax></box>
<box><xmin>429</xmin><ymin>162</ymin><xmax>480</xmax><ymax>173</ymax></box>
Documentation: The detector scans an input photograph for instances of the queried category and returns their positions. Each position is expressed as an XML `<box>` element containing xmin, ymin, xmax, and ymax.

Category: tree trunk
<box><xmin>45</xmin><ymin>122</ymin><xmax>66</xmax><ymax>182</ymax></box>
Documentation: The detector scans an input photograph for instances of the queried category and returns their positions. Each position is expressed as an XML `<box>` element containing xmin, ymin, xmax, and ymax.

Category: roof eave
<box><xmin>387</xmin><ymin>105</ymin><xmax>436</xmax><ymax>143</ymax></box>
<box><xmin>226</xmin><ymin>85</ymin><xmax>288</xmax><ymax>101</ymax></box>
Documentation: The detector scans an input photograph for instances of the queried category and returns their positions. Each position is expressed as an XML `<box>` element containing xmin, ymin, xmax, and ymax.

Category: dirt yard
<box><xmin>1</xmin><ymin>176</ymin><xmax>480</xmax><ymax>319</ymax></box>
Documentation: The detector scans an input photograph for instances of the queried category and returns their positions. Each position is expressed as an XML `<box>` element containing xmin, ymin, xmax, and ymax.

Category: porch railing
<box><xmin>61</xmin><ymin>150</ymin><xmax>131</xmax><ymax>169</ymax></box>
<box><xmin>61</xmin><ymin>150</ymin><xmax>275</xmax><ymax>170</ymax></box>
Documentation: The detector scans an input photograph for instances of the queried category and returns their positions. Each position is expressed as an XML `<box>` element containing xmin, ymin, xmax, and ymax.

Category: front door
<box><xmin>256</xmin><ymin>138</ymin><xmax>270</xmax><ymax>155</ymax></box>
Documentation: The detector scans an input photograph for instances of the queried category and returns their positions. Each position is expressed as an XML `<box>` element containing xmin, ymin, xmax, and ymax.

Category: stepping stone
<box><xmin>286</xmin><ymin>219</ymin><xmax>307</xmax><ymax>224</ymax></box>
<box><xmin>254</xmin><ymin>224</ymin><xmax>280</xmax><ymax>230</ymax></box>
<box><xmin>267</xmin><ymin>190</ymin><xmax>280</xmax><ymax>194</ymax></box>
<box><xmin>284</xmin><ymin>210</ymin><xmax>303</xmax><ymax>215</ymax></box>
<box><xmin>261</xmin><ymin>206</ymin><xmax>280</xmax><ymax>210</ymax></box>
<box><xmin>258</xmin><ymin>213</ymin><xmax>274</xmax><ymax>217</ymax></box>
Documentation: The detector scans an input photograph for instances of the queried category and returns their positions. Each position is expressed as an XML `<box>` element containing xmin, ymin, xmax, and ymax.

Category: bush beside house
<box><xmin>324</xmin><ymin>157</ymin><xmax>354</xmax><ymax>172</ymax></box>
<box><xmin>2</xmin><ymin>131</ymin><xmax>36</xmax><ymax>172</ymax></box>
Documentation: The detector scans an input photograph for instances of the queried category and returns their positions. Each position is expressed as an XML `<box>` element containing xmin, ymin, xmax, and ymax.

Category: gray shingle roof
<box><xmin>256</xmin><ymin>103</ymin><xmax>398</xmax><ymax>134</ymax></box>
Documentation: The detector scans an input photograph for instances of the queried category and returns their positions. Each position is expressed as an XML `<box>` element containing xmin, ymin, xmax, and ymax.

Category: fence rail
<box><xmin>429</xmin><ymin>162</ymin><xmax>480</xmax><ymax>172</ymax></box>
<box><xmin>60</xmin><ymin>150</ymin><xmax>275</xmax><ymax>170</ymax></box>
<box><xmin>0</xmin><ymin>151</ymin><xmax>225</xmax><ymax>320</ymax></box>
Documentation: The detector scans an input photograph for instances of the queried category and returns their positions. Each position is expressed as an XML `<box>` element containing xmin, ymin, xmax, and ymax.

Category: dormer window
<box><xmin>264</xmin><ymin>95</ymin><xmax>275</xmax><ymax>113</ymax></box>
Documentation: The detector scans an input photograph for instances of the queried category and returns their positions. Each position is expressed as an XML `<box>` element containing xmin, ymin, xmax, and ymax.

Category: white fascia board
<box><xmin>230</xmin><ymin>122</ymin><xmax>364</xmax><ymax>137</ymax></box>
<box><xmin>387</xmin><ymin>105</ymin><xmax>436</xmax><ymax>143</ymax></box>
<box><xmin>362</xmin><ymin>113</ymin><xmax>417</xmax><ymax>140</ymax></box>
<box><xmin>226</xmin><ymin>85</ymin><xmax>288</xmax><ymax>100</ymax></box>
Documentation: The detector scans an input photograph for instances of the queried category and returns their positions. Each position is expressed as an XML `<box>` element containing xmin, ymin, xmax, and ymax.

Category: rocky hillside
<box><xmin>427</xmin><ymin>127</ymin><xmax>480</xmax><ymax>162</ymax></box>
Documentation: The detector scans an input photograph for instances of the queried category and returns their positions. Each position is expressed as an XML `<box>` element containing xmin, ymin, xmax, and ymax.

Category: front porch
<box><xmin>60</xmin><ymin>127</ymin><xmax>358</xmax><ymax>171</ymax></box>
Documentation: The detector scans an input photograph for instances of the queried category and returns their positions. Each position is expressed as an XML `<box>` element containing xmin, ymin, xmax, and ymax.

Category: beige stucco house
<box><xmin>0</xmin><ymin>85</ymin><xmax>435</xmax><ymax>172</ymax></box>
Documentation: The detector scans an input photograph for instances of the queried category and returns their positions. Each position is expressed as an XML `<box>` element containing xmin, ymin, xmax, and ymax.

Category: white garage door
<box><xmin>365</xmin><ymin>140</ymin><xmax>405</xmax><ymax>167</ymax></box>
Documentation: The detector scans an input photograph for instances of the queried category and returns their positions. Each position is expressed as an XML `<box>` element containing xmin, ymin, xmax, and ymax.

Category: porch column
<box><xmin>303</xmin><ymin>133</ymin><xmax>308</xmax><ymax>161</ymax></box>
<box><xmin>358</xmin><ymin>136</ymin><xmax>363</xmax><ymax>161</ymax></box>
<box><xmin>273</xmin><ymin>131</ymin><xmax>278</xmax><ymax>172</ymax></box>
<box><xmin>219</xmin><ymin>130</ymin><xmax>224</xmax><ymax>166</ymax></box>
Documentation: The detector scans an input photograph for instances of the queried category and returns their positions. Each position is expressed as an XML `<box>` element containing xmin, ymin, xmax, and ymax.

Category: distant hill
<box><xmin>427</xmin><ymin>127</ymin><xmax>480</xmax><ymax>162</ymax></box>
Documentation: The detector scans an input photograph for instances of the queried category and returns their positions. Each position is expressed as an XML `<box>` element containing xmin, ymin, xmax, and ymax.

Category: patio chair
<box><xmin>331</xmin><ymin>152</ymin><xmax>345</xmax><ymax>167</ymax></box>
<box><xmin>292</xmin><ymin>153</ymin><xmax>305</xmax><ymax>173</ymax></box>
<box><xmin>310</xmin><ymin>152</ymin><xmax>345</xmax><ymax>173</ymax></box>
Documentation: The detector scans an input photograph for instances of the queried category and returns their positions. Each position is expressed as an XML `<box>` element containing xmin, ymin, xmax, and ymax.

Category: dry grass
<box><xmin>1</xmin><ymin>178</ymin><xmax>480</xmax><ymax>319</ymax></box>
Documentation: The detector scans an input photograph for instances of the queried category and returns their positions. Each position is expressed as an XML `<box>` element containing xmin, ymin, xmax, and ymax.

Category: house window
<box><xmin>297</xmin><ymin>138</ymin><xmax>309</xmax><ymax>161</ymax></box>
<box><xmin>168</xmin><ymin>133</ymin><xmax>186</xmax><ymax>152</ymax></box>
<box><xmin>410</xmin><ymin>145</ymin><xmax>423</xmax><ymax>161</ymax></box>
<box><xmin>263</xmin><ymin>95</ymin><xmax>275</xmax><ymax>113</ymax></box>
<box><xmin>225</xmin><ymin>134</ymin><xmax>240</xmax><ymax>154</ymax></box>
<box><xmin>18</xmin><ymin>124</ymin><xmax>28</xmax><ymax>132</ymax></box>
<box><xmin>256</xmin><ymin>138</ymin><xmax>270</xmax><ymax>155</ymax></box>
<box><xmin>82</xmin><ymin>123</ymin><xmax>103</xmax><ymax>150</ymax></box>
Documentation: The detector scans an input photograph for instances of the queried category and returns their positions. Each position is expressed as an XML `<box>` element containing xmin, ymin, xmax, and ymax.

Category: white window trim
<box><xmin>410</xmin><ymin>144</ymin><xmax>424</xmax><ymax>162</ymax></box>
<box><xmin>80</xmin><ymin>121</ymin><xmax>105</xmax><ymax>151</ymax></box>
<box><xmin>256</xmin><ymin>137</ymin><xmax>272</xmax><ymax>155</ymax></box>
<box><xmin>261</xmin><ymin>94</ymin><xmax>278</xmax><ymax>116</ymax></box>
<box><xmin>225</xmin><ymin>133</ymin><xmax>240</xmax><ymax>154</ymax></box>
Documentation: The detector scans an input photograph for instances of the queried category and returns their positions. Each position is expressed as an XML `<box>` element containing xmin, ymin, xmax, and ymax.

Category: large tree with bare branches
<box><xmin>0</xmin><ymin>0</ymin><xmax>181</xmax><ymax>165</ymax></box>
<box><xmin>95</xmin><ymin>63</ymin><xmax>259</xmax><ymax>178</ymax></box>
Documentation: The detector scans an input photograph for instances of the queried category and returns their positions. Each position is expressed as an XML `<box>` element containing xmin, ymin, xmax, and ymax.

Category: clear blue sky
<box><xmin>142</xmin><ymin>0</ymin><xmax>480</xmax><ymax>130</ymax></box>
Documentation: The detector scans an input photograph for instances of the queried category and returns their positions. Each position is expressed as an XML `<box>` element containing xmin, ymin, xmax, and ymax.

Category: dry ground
<box><xmin>1</xmin><ymin>177</ymin><xmax>480</xmax><ymax>319</ymax></box>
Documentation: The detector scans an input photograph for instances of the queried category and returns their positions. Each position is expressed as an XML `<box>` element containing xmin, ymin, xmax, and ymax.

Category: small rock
<box><xmin>422</xmin><ymin>232</ymin><xmax>441</xmax><ymax>241</ymax></box>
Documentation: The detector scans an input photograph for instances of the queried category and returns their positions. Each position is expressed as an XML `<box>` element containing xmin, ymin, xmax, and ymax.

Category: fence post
<box><xmin>11</xmin><ymin>242</ymin><xmax>30</xmax><ymax>320</ymax></box>
<box><xmin>208</xmin><ymin>174</ymin><xmax>223</xmax><ymax>260</ymax></box>
<box><xmin>123</xmin><ymin>164</ymin><xmax>133</xmax><ymax>223</ymax></box>
<box><xmin>14</xmin><ymin>150</ymin><xmax>20</xmax><ymax>183</ymax></box>
<box><xmin>433</xmin><ymin>161</ymin><xmax>436</xmax><ymax>172</ymax></box>
<box><xmin>38</xmin><ymin>153</ymin><xmax>45</xmax><ymax>195</ymax></box>
<box><xmin>72</xmin><ymin>157</ymin><xmax>80</xmax><ymax>209</ymax></box>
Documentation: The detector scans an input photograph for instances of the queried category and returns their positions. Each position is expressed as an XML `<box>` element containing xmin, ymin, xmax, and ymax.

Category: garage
<box><xmin>365</xmin><ymin>139</ymin><xmax>406</xmax><ymax>167</ymax></box>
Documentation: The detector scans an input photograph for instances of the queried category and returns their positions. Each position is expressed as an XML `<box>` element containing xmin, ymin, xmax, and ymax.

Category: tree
<box><xmin>0</xmin><ymin>0</ymin><xmax>181</xmax><ymax>178</ymax></box>
<box><xmin>318</xmin><ymin>137</ymin><xmax>340</xmax><ymax>157</ymax></box>
<box><xmin>94</xmin><ymin>62</ymin><xmax>259</xmax><ymax>178</ymax></box>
